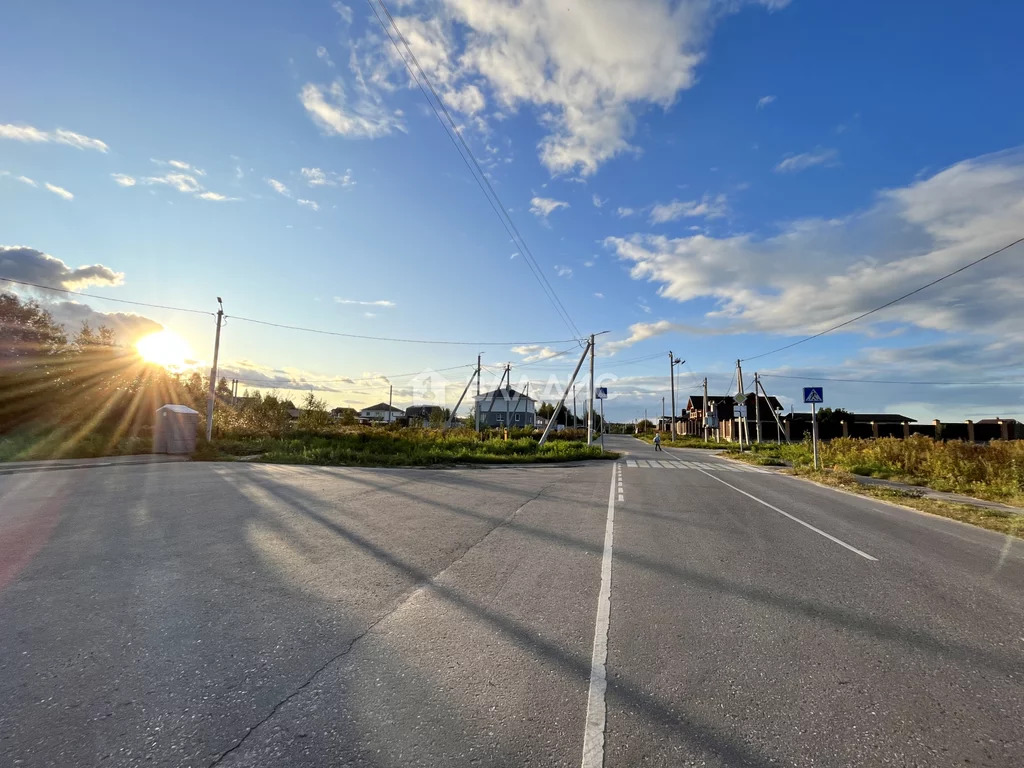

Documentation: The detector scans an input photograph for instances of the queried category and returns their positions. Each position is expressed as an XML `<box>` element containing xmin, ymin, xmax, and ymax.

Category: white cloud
<box><xmin>511</xmin><ymin>344</ymin><xmax>560</xmax><ymax>363</ymax></box>
<box><xmin>299</xmin><ymin>79</ymin><xmax>404</xmax><ymax>139</ymax></box>
<box><xmin>140</xmin><ymin>171</ymin><xmax>232</xmax><ymax>201</ymax></box>
<box><xmin>297</xmin><ymin>198</ymin><xmax>320</xmax><ymax>211</ymax></box>
<box><xmin>554</xmin><ymin>265</ymin><xmax>573</xmax><ymax>278</ymax></box>
<box><xmin>356</xmin><ymin>1</ymin><xmax>786</xmax><ymax>175</ymax></box>
<box><xmin>649</xmin><ymin>193</ymin><xmax>728</xmax><ymax>223</ymax></box>
<box><xmin>0</xmin><ymin>245</ymin><xmax>123</xmax><ymax>290</ymax></box>
<box><xmin>145</xmin><ymin>172</ymin><xmax>202</xmax><ymax>194</ymax></box>
<box><xmin>317</xmin><ymin>46</ymin><xmax>336</xmax><ymax>67</ymax></box>
<box><xmin>594</xmin><ymin>292</ymin><xmax>604</xmax><ymax>299</ymax></box>
<box><xmin>530</xmin><ymin>196</ymin><xmax>569</xmax><ymax>218</ymax></box>
<box><xmin>756</xmin><ymin>95</ymin><xmax>776</xmax><ymax>109</ymax></box>
<box><xmin>111</xmin><ymin>173</ymin><xmax>136</xmax><ymax>187</ymax></box>
<box><xmin>301</xmin><ymin>166</ymin><xmax>355</xmax><ymax>187</ymax></box>
<box><xmin>334</xmin><ymin>298</ymin><xmax>396</xmax><ymax>307</ymax></box>
<box><xmin>0</xmin><ymin>123</ymin><xmax>108</xmax><ymax>152</ymax></box>
<box><xmin>364</xmin><ymin>312</ymin><xmax>376</xmax><ymax>318</ymax></box>
<box><xmin>332</xmin><ymin>1</ymin><xmax>353</xmax><ymax>24</ymax></box>
<box><xmin>267</xmin><ymin>178</ymin><xmax>291</xmax><ymax>197</ymax></box>
<box><xmin>775</xmin><ymin>147</ymin><xmax>839</xmax><ymax>173</ymax></box>
<box><xmin>164</xmin><ymin>159</ymin><xmax>206</xmax><ymax>176</ymax></box>
<box><xmin>44</xmin><ymin>183</ymin><xmax>74</xmax><ymax>200</ymax></box>
<box><xmin>1</xmin><ymin>171</ymin><xmax>38</xmax><ymax>187</ymax></box>
<box><xmin>605</xmin><ymin>148</ymin><xmax>1024</xmax><ymax>345</ymax></box>
<box><xmin>616</xmin><ymin>207</ymin><xmax>636</xmax><ymax>218</ymax></box>
<box><xmin>592</xmin><ymin>194</ymin><xmax>607</xmax><ymax>208</ymax></box>
<box><xmin>604</xmin><ymin>318</ymin><xmax>723</xmax><ymax>354</ymax></box>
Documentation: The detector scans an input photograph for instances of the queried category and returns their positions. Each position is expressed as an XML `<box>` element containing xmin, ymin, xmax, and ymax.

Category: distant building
<box><xmin>405</xmin><ymin>405</ymin><xmax>444</xmax><ymax>427</ymax></box>
<box><xmin>358</xmin><ymin>402</ymin><xmax>405</xmax><ymax>423</ymax></box>
<box><xmin>474</xmin><ymin>387</ymin><xmax>536</xmax><ymax>427</ymax></box>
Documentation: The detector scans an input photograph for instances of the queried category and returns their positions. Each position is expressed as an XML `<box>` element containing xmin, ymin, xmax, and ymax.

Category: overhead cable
<box><xmin>741</xmin><ymin>237</ymin><xmax>1024</xmax><ymax>362</ymax></box>
<box><xmin>367</xmin><ymin>0</ymin><xmax>582</xmax><ymax>340</ymax></box>
<box><xmin>0</xmin><ymin>275</ymin><xmax>214</xmax><ymax>316</ymax></box>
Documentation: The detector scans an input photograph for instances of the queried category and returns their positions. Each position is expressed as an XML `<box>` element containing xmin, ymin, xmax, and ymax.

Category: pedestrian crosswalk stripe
<box><xmin>621</xmin><ymin>459</ymin><xmax>768</xmax><ymax>474</ymax></box>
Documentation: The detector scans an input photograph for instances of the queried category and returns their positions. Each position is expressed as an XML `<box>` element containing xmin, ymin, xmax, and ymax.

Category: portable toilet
<box><xmin>154</xmin><ymin>404</ymin><xmax>200</xmax><ymax>454</ymax></box>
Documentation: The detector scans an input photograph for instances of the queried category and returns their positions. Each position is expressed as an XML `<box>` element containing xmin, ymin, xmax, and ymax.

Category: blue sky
<box><xmin>2</xmin><ymin>0</ymin><xmax>1023</xmax><ymax>421</ymax></box>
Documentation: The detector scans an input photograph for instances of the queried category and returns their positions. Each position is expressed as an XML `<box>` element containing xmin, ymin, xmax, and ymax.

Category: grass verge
<box><xmin>785</xmin><ymin>466</ymin><xmax>1023</xmax><ymax>538</ymax></box>
<box><xmin>195</xmin><ymin>429</ymin><xmax>616</xmax><ymax>467</ymax></box>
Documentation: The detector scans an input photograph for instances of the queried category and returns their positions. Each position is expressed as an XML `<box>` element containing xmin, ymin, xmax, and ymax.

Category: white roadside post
<box><xmin>804</xmin><ymin>387</ymin><xmax>824</xmax><ymax>470</ymax></box>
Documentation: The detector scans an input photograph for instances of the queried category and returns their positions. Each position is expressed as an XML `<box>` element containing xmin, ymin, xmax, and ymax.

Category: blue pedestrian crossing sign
<box><xmin>803</xmin><ymin>387</ymin><xmax>824</xmax><ymax>404</ymax></box>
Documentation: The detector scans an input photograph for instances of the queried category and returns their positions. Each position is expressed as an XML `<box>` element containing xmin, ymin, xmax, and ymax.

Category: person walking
<box><xmin>653</xmin><ymin>432</ymin><xmax>662</xmax><ymax>451</ymax></box>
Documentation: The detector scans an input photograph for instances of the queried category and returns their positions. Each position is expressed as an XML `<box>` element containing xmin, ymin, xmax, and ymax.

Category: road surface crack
<box><xmin>206</xmin><ymin>475</ymin><xmax>560</xmax><ymax>767</ymax></box>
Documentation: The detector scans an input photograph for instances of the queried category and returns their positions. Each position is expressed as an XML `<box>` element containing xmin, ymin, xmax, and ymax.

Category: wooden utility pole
<box><xmin>754</xmin><ymin>371</ymin><xmax>762</xmax><ymax>444</ymax></box>
<box><xmin>669</xmin><ymin>351</ymin><xmax>676</xmax><ymax>441</ymax></box>
<box><xmin>702</xmin><ymin>377</ymin><xmax>709</xmax><ymax>442</ymax></box>
<box><xmin>587</xmin><ymin>334</ymin><xmax>595</xmax><ymax>445</ymax></box>
<box><xmin>205</xmin><ymin>298</ymin><xmax>224</xmax><ymax>442</ymax></box>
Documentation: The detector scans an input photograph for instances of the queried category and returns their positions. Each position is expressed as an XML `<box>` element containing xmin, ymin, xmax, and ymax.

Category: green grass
<box><xmin>790</xmin><ymin>467</ymin><xmax>1023</xmax><ymax>538</ymax></box>
<box><xmin>197</xmin><ymin>427</ymin><xmax>616</xmax><ymax>467</ymax></box>
<box><xmin>0</xmin><ymin>430</ymin><xmax>152</xmax><ymax>462</ymax></box>
<box><xmin>728</xmin><ymin>436</ymin><xmax>1024</xmax><ymax>506</ymax></box>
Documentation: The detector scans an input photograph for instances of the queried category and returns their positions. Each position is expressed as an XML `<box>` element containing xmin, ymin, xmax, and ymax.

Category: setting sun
<box><xmin>135</xmin><ymin>330</ymin><xmax>193</xmax><ymax>370</ymax></box>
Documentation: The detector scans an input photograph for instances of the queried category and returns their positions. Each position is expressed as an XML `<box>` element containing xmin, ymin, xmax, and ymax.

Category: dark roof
<box><xmin>476</xmin><ymin>387</ymin><xmax>535</xmax><ymax>402</ymax></box>
<box><xmin>851</xmin><ymin>413</ymin><xmax>915</xmax><ymax>424</ymax></box>
<box><xmin>687</xmin><ymin>394</ymin><xmax>783</xmax><ymax>414</ymax></box>
<box><xmin>361</xmin><ymin>402</ymin><xmax>404</xmax><ymax>413</ymax></box>
<box><xmin>405</xmin><ymin>405</ymin><xmax>442</xmax><ymax>417</ymax></box>
<box><xmin>977</xmin><ymin>418</ymin><xmax>1018</xmax><ymax>424</ymax></box>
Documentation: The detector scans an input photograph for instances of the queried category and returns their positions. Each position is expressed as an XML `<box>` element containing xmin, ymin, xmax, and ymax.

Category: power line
<box><xmin>0</xmin><ymin>275</ymin><xmax>214</xmax><ymax>316</ymax></box>
<box><xmin>224</xmin><ymin>314</ymin><xmax>581</xmax><ymax>347</ymax></box>
<box><xmin>741</xmin><ymin>237</ymin><xmax>1024</xmax><ymax>362</ymax></box>
<box><xmin>760</xmin><ymin>373</ymin><xmax>1016</xmax><ymax>386</ymax></box>
<box><xmin>367</xmin><ymin>0</ymin><xmax>582</xmax><ymax>340</ymax></box>
<box><xmin>231</xmin><ymin>363</ymin><xmax>475</xmax><ymax>387</ymax></box>
<box><xmin>2</xmin><ymin>274</ymin><xmax>585</xmax><ymax>346</ymax></box>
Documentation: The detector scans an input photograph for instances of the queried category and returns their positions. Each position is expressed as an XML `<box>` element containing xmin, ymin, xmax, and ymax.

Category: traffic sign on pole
<box><xmin>803</xmin><ymin>387</ymin><xmax>824</xmax><ymax>404</ymax></box>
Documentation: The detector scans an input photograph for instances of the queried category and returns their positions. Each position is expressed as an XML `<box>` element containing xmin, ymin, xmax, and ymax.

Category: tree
<box><xmin>636</xmin><ymin>419</ymin><xmax>654</xmax><ymax>433</ymax></box>
<box><xmin>297</xmin><ymin>391</ymin><xmax>331</xmax><ymax>431</ymax></box>
<box><xmin>216</xmin><ymin>377</ymin><xmax>232</xmax><ymax>399</ymax></box>
<box><xmin>816</xmin><ymin>407</ymin><xmax>853</xmax><ymax>426</ymax></box>
<box><xmin>537</xmin><ymin>401</ymin><xmax>555</xmax><ymax>419</ymax></box>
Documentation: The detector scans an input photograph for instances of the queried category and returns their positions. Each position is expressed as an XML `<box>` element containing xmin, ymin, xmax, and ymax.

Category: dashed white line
<box><xmin>581</xmin><ymin>460</ymin><xmax>617</xmax><ymax>768</ymax></box>
<box><xmin>695</xmin><ymin>468</ymin><xmax>877</xmax><ymax>561</ymax></box>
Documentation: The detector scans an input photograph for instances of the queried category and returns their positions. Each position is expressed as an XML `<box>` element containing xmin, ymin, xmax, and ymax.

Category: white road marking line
<box><xmin>626</xmin><ymin>460</ymin><xmax>637</xmax><ymax>468</ymax></box>
<box><xmin>581</xmin><ymin>461</ymin><xmax>617</xmax><ymax>768</ymax></box>
<box><xmin>658</xmin><ymin>461</ymin><xmax>676</xmax><ymax>468</ymax></box>
<box><xmin>694</xmin><ymin>469</ymin><xmax>877</xmax><ymax>561</ymax></box>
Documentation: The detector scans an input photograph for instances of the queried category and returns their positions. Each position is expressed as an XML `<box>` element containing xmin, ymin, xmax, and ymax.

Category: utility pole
<box><xmin>662</xmin><ymin>396</ymin><xmax>665</xmax><ymax>431</ymax></box>
<box><xmin>754</xmin><ymin>372</ymin><xmax>762</xmax><ymax>444</ymax></box>
<box><xmin>587</xmin><ymin>333</ymin><xmax>595</xmax><ymax>446</ymax></box>
<box><xmin>735</xmin><ymin>358</ymin><xmax>746</xmax><ymax>449</ymax></box>
<box><xmin>388</xmin><ymin>384</ymin><xmax>393</xmax><ymax>423</ymax></box>
<box><xmin>505</xmin><ymin>363</ymin><xmax>511</xmax><ymax>435</ymax></box>
<box><xmin>669</xmin><ymin>351</ymin><xmax>676</xmax><ymax>441</ymax></box>
<box><xmin>644</xmin><ymin>408</ymin><xmax>648</xmax><ymax>434</ymax></box>
<box><xmin>205</xmin><ymin>297</ymin><xmax>224</xmax><ymax>442</ymax></box>
<box><xmin>476</xmin><ymin>353</ymin><xmax>482</xmax><ymax>433</ymax></box>
<box><xmin>538</xmin><ymin>339</ymin><xmax>591</xmax><ymax>445</ymax></box>
<box><xmin>702</xmin><ymin>377</ymin><xmax>709</xmax><ymax>442</ymax></box>
<box><xmin>572</xmin><ymin>385</ymin><xmax>577</xmax><ymax>429</ymax></box>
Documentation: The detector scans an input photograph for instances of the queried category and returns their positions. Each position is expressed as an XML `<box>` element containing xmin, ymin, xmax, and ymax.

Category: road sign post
<box><xmin>803</xmin><ymin>387</ymin><xmax>824</xmax><ymax>470</ymax></box>
<box><xmin>595</xmin><ymin>387</ymin><xmax>608</xmax><ymax>452</ymax></box>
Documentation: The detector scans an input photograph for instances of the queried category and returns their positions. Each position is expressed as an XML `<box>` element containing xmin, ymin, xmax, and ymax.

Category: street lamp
<box><xmin>669</xmin><ymin>354</ymin><xmax>685</xmax><ymax>440</ymax></box>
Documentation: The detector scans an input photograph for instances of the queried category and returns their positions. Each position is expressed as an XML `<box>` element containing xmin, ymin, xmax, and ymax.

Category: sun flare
<box><xmin>135</xmin><ymin>330</ymin><xmax>192</xmax><ymax>370</ymax></box>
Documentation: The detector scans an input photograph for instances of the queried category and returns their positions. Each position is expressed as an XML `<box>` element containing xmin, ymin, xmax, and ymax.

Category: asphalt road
<box><xmin>1</xmin><ymin>437</ymin><xmax>1021</xmax><ymax>767</ymax></box>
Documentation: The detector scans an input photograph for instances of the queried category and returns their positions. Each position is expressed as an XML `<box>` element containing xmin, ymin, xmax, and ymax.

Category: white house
<box><xmin>474</xmin><ymin>387</ymin><xmax>536</xmax><ymax>427</ymax></box>
<box><xmin>359</xmin><ymin>402</ymin><xmax>405</xmax><ymax>423</ymax></box>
